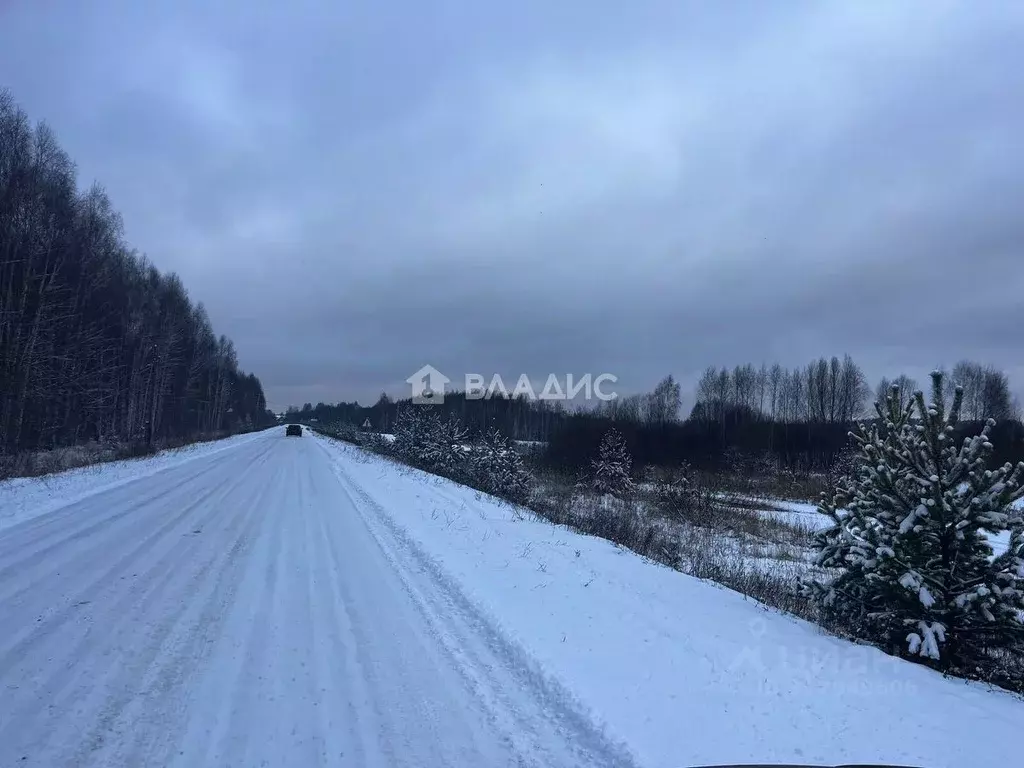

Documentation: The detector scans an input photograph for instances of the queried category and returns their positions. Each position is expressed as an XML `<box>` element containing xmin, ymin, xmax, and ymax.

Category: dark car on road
<box><xmin>286</xmin><ymin>424</ymin><xmax>302</xmax><ymax>437</ymax></box>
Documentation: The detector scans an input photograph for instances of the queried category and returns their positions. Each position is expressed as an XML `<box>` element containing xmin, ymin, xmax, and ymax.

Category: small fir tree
<box><xmin>806</xmin><ymin>371</ymin><xmax>1024</xmax><ymax>671</ymax></box>
<box><xmin>592</xmin><ymin>429</ymin><xmax>635</xmax><ymax>498</ymax></box>
<box><xmin>470</xmin><ymin>428</ymin><xmax>532</xmax><ymax>503</ymax></box>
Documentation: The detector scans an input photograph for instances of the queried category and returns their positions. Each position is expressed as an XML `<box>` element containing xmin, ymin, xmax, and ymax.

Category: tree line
<box><xmin>548</xmin><ymin>358</ymin><xmax>1023</xmax><ymax>473</ymax></box>
<box><xmin>284</xmin><ymin>389</ymin><xmax>566</xmax><ymax>442</ymax></box>
<box><xmin>693</xmin><ymin>356</ymin><xmax>870</xmax><ymax>425</ymax></box>
<box><xmin>290</xmin><ymin>356</ymin><xmax>1023</xmax><ymax>474</ymax></box>
<box><xmin>0</xmin><ymin>90</ymin><xmax>272</xmax><ymax>457</ymax></box>
<box><xmin>286</xmin><ymin>376</ymin><xmax>685</xmax><ymax>440</ymax></box>
<box><xmin>876</xmin><ymin>362</ymin><xmax>1016</xmax><ymax>421</ymax></box>
<box><xmin>689</xmin><ymin>357</ymin><xmax>1016</xmax><ymax>426</ymax></box>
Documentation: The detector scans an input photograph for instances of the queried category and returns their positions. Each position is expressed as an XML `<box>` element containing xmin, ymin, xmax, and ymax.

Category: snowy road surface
<box><xmin>1</xmin><ymin>429</ymin><xmax>1021</xmax><ymax>768</ymax></box>
<box><xmin>0</xmin><ymin>432</ymin><xmax>634</xmax><ymax>768</ymax></box>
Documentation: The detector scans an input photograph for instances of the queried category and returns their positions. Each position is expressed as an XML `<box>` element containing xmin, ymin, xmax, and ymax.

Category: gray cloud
<box><xmin>3</xmin><ymin>1</ymin><xmax>1024</xmax><ymax>410</ymax></box>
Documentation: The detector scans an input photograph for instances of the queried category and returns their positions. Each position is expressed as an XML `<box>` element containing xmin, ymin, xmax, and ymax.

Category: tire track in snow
<box><xmin>0</xmin><ymin>437</ymin><xmax>276</xmax><ymax>767</ymax></box>
<box><xmin>320</xmin><ymin>441</ymin><xmax>641</xmax><ymax>768</ymax></box>
<box><xmin>0</xmin><ymin>440</ymin><xmax>274</xmax><ymax>607</ymax></box>
<box><xmin>0</xmin><ymin>442</ymin><xmax>253</xmax><ymax>571</ymax></box>
<box><xmin>76</xmin><ymin>446</ymin><xmax>279</xmax><ymax>767</ymax></box>
<box><xmin>305</xmin><ymin>453</ymin><xmax>377</xmax><ymax>766</ymax></box>
<box><xmin>216</xmin><ymin>462</ymin><xmax>284</xmax><ymax>764</ymax></box>
<box><xmin>314</xmin><ymin>458</ymin><xmax>520</xmax><ymax>767</ymax></box>
<box><xmin>169</xmin><ymin>446</ymin><xmax>291</xmax><ymax>767</ymax></box>
<box><xmin>0</xmin><ymin>439</ymin><xmax>275</xmax><ymax>664</ymax></box>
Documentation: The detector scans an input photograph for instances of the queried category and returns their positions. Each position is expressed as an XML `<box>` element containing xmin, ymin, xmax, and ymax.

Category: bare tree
<box><xmin>782</xmin><ymin>368</ymin><xmax>806</xmax><ymax>422</ymax></box>
<box><xmin>876</xmin><ymin>375</ymin><xmax>918</xmax><ymax>412</ymax></box>
<box><xmin>837</xmin><ymin>354</ymin><xmax>868</xmax><ymax>421</ymax></box>
<box><xmin>733</xmin><ymin>363</ymin><xmax>759</xmax><ymax>416</ymax></box>
<box><xmin>954</xmin><ymin>362</ymin><xmax>1018</xmax><ymax>422</ymax></box>
<box><xmin>768</xmin><ymin>363</ymin><xmax>784</xmax><ymax>421</ymax></box>
<box><xmin>827</xmin><ymin>356</ymin><xmax>842</xmax><ymax>422</ymax></box>
<box><xmin>756</xmin><ymin>363</ymin><xmax>768</xmax><ymax>418</ymax></box>
<box><xmin>648</xmin><ymin>374</ymin><xmax>681</xmax><ymax>424</ymax></box>
<box><xmin>980</xmin><ymin>366</ymin><xmax>1016</xmax><ymax>421</ymax></box>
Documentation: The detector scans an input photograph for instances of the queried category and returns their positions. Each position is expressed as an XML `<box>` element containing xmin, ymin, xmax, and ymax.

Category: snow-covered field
<box><xmin>754</xmin><ymin>497</ymin><xmax>1015</xmax><ymax>557</ymax></box>
<box><xmin>0</xmin><ymin>428</ymin><xmax>1019</xmax><ymax>767</ymax></box>
<box><xmin>759</xmin><ymin>498</ymin><xmax>824</xmax><ymax>530</ymax></box>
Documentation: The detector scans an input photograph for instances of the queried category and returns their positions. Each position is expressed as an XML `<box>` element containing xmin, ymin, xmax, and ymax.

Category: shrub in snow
<box><xmin>388</xmin><ymin>411</ymin><xmax>531</xmax><ymax>500</ymax></box>
<box><xmin>805</xmin><ymin>371</ymin><xmax>1024</xmax><ymax>671</ymax></box>
<box><xmin>654</xmin><ymin>462</ymin><xmax>714</xmax><ymax>527</ymax></box>
<box><xmin>591</xmin><ymin>429</ymin><xmax>635</xmax><ymax>498</ymax></box>
<box><xmin>825</xmin><ymin>442</ymin><xmax>857</xmax><ymax>491</ymax></box>
<box><xmin>391</xmin><ymin>406</ymin><xmax>468</xmax><ymax>480</ymax></box>
<box><xmin>324</xmin><ymin>421</ymin><xmax>360</xmax><ymax>443</ymax></box>
<box><xmin>419</xmin><ymin>414</ymin><xmax>469</xmax><ymax>479</ymax></box>
<box><xmin>391</xmin><ymin>406</ymin><xmax>428</xmax><ymax>463</ymax></box>
<box><xmin>362</xmin><ymin>430</ymin><xmax>391</xmax><ymax>455</ymax></box>
<box><xmin>655</xmin><ymin>461</ymin><xmax>696</xmax><ymax>503</ymax></box>
<box><xmin>469</xmin><ymin>428</ymin><xmax>533</xmax><ymax>504</ymax></box>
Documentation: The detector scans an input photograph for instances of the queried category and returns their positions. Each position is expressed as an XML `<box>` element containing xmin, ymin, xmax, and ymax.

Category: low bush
<box><xmin>0</xmin><ymin>430</ymin><xmax>237</xmax><ymax>481</ymax></box>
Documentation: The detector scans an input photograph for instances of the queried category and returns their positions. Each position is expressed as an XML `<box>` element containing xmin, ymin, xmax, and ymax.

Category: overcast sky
<box><xmin>3</xmin><ymin>1</ymin><xmax>1023</xmax><ymax>411</ymax></box>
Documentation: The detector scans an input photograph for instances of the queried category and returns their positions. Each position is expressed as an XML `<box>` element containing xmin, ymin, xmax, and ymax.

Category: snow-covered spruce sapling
<box><xmin>591</xmin><ymin>429</ymin><xmax>635</xmax><ymax>499</ymax></box>
<box><xmin>419</xmin><ymin>412</ymin><xmax>468</xmax><ymax>479</ymax></box>
<box><xmin>391</xmin><ymin>406</ymin><xmax>467</xmax><ymax>479</ymax></box>
<box><xmin>469</xmin><ymin>428</ymin><xmax>532</xmax><ymax>503</ymax></box>
<box><xmin>806</xmin><ymin>371</ymin><xmax>1024</xmax><ymax>671</ymax></box>
<box><xmin>391</xmin><ymin>405</ymin><xmax>427</xmax><ymax>463</ymax></box>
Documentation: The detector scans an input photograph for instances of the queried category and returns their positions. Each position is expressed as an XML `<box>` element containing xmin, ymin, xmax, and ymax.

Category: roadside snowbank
<box><xmin>318</xmin><ymin>435</ymin><xmax>1021</xmax><ymax>768</ymax></box>
<box><xmin>0</xmin><ymin>429</ymin><xmax>271</xmax><ymax>532</ymax></box>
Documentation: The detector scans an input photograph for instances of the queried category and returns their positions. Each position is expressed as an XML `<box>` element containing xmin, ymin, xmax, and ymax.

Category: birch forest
<box><xmin>0</xmin><ymin>91</ymin><xmax>271</xmax><ymax>458</ymax></box>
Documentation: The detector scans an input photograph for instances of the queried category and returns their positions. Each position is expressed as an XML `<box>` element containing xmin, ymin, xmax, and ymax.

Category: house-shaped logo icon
<box><xmin>406</xmin><ymin>364</ymin><xmax>451</xmax><ymax>404</ymax></box>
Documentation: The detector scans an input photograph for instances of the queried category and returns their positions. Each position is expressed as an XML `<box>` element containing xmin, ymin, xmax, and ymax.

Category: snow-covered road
<box><xmin>2</xmin><ymin>428</ymin><xmax>1021</xmax><ymax>768</ymax></box>
<box><xmin>0</xmin><ymin>431</ymin><xmax>634</xmax><ymax>768</ymax></box>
